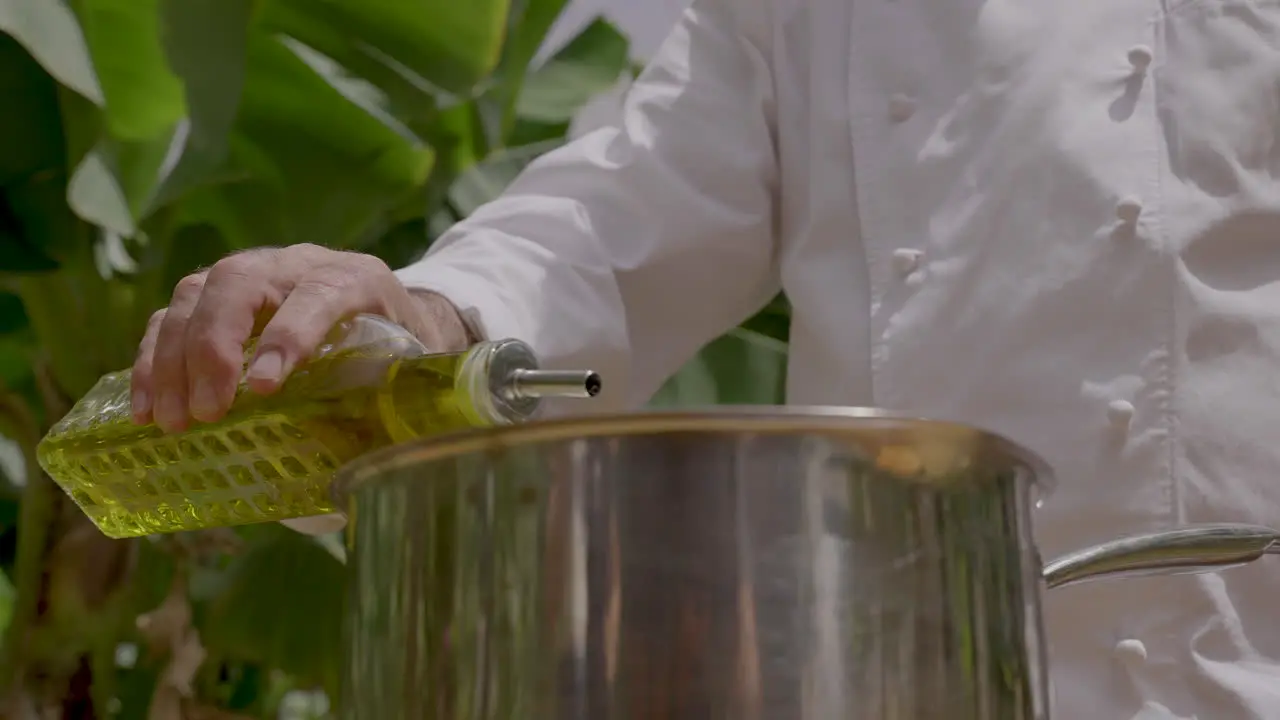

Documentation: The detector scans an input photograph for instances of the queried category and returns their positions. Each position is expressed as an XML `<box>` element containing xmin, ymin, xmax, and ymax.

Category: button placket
<box><xmin>1107</xmin><ymin>31</ymin><xmax>1157</xmax><ymax>447</ymax></box>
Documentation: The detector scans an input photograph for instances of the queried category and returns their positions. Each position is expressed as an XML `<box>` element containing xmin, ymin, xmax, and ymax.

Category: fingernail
<box><xmin>155</xmin><ymin>392</ymin><xmax>187</xmax><ymax>432</ymax></box>
<box><xmin>190</xmin><ymin>377</ymin><xmax>219</xmax><ymax>420</ymax></box>
<box><xmin>131</xmin><ymin>388</ymin><xmax>150</xmax><ymax>422</ymax></box>
<box><xmin>247</xmin><ymin>349</ymin><xmax>284</xmax><ymax>385</ymax></box>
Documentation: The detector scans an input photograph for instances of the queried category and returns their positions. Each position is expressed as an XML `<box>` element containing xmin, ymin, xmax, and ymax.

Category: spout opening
<box><xmin>508</xmin><ymin>369</ymin><xmax>602</xmax><ymax>400</ymax></box>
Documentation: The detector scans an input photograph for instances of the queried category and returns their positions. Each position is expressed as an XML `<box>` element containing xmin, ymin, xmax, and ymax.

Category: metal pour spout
<box><xmin>504</xmin><ymin>369</ymin><xmax>603</xmax><ymax>400</ymax></box>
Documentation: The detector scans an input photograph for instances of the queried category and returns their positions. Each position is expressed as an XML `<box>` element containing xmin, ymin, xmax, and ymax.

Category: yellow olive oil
<box><xmin>36</xmin><ymin>316</ymin><xmax>600</xmax><ymax>539</ymax></box>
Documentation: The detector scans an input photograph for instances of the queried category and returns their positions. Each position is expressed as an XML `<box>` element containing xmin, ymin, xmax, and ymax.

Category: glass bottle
<box><xmin>35</xmin><ymin>315</ymin><xmax>601</xmax><ymax>539</ymax></box>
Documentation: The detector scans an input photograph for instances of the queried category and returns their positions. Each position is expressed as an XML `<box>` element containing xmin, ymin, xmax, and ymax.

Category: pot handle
<box><xmin>1042</xmin><ymin>523</ymin><xmax>1280</xmax><ymax>590</ymax></box>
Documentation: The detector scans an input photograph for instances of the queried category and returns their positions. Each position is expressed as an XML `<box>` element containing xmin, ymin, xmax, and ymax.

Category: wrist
<box><xmin>404</xmin><ymin>288</ymin><xmax>478</xmax><ymax>351</ymax></box>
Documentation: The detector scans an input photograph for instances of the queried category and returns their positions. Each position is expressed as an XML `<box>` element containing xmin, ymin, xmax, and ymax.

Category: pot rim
<box><xmin>331</xmin><ymin>405</ymin><xmax>1054</xmax><ymax>508</ymax></box>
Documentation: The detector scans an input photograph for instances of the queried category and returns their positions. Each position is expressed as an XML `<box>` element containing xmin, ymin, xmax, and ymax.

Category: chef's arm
<box><xmin>394</xmin><ymin>0</ymin><xmax>781</xmax><ymax>412</ymax></box>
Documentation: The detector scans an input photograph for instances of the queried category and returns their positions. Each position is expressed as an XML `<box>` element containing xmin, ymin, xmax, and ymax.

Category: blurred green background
<box><xmin>0</xmin><ymin>0</ymin><xmax>788</xmax><ymax>716</ymax></box>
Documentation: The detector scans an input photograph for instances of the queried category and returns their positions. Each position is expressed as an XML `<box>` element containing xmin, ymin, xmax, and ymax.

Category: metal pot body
<box><xmin>337</xmin><ymin>408</ymin><xmax>1053</xmax><ymax>720</ymax></box>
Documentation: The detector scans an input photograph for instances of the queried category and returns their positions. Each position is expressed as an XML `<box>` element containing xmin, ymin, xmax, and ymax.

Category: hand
<box><xmin>131</xmin><ymin>243</ymin><xmax>472</xmax><ymax>433</ymax></box>
<box><xmin>131</xmin><ymin>245</ymin><xmax>473</xmax><ymax>537</ymax></box>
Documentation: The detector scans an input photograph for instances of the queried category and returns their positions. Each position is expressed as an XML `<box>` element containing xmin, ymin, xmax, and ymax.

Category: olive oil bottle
<box><xmin>36</xmin><ymin>315</ymin><xmax>601</xmax><ymax>539</ymax></box>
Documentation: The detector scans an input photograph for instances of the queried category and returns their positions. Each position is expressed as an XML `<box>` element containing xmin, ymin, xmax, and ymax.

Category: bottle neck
<box><xmin>375</xmin><ymin>339</ymin><xmax>602</xmax><ymax>444</ymax></box>
<box><xmin>454</xmin><ymin>339</ymin><xmax>544</xmax><ymax>426</ymax></box>
<box><xmin>373</xmin><ymin>345</ymin><xmax>484</xmax><ymax>444</ymax></box>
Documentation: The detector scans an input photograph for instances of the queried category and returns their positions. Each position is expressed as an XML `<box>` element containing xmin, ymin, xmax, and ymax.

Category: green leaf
<box><xmin>0</xmin><ymin>0</ymin><xmax>103</xmax><ymax>105</ymax></box>
<box><xmin>0</xmin><ymin>491</ymin><xmax>19</xmax><ymax>534</ymax></box>
<box><xmin>0</xmin><ymin>210</ymin><xmax>59</xmax><ymax>273</ymax></box>
<box><xmin>127</xmin><ymin>535</ymin><xmax>179</xmax><ymax>613</ymax></box>
<box><xmin>159</xmin><ymin>222</ymin><xmax>233</xmax><ymax>291</ymax></box>
<box><xmin>168</xmin><ymin>172</ymin><xmax>286</xmax><ymax>252</ymax></box>
<box><xmin>260</xmin><ymin>1</ymin><xmax>446</xmax><ymax>132</ymax></box>
<box><xmin>507</xmin><ymin>117</ymin><xmax>570</xmax><ymax>147</ymax></box>
<box><xmin>516</xmin><ymin>18</ymin><xmax>629</xmax><ymax>124</ymax></box>
<box><xmin>362</xmin><ymin>218</ymin><xmax>432</xmax><ymax>269</ymax></box>
<box><xmin>0</xmin><ymin>35</ymin><xmax>70</xmax><ymax>272</ymax></box>
<box><xmin>203</xmin><ymin>525</ymin><xmax>346</xmax><ymax>694</ymax></box>
<box><xmin>649</xmin><ymin>328</ymin><xmax>789</xmax><ymax>407</ymax></box>
<box><xmin>499</xmin><ymin>0</ymin><xmax>570</xmax><ymax>89</ymax></box>
<box><xmin>31</xmin><ymin>0</ymin><xmax>252</xmax><ymax>238</ymax></box>
<box><xmin>0</xmin><ymin>317</ymin><xmax>38</xmax><ymax>427</ymax></box>
<box><xmin>56</xmin><ymin>0</ymin><xmax>183</xmax><ymax>234</ymax></box>
<box><xmin>269</xmin><ymin>0</ymin><xmax>511</xmax><ymax>97</ymax></box>
<box><xmin>111</xmin><ymin>664</ymin><xmax>163</xmax><ymax>720</ymax></box>
<box><xmin>3</xmin><ymin>166</ymin><xmax>82</xmax><ymax>273</ymax></box>
<box><xmin>146</xmin><ymin>0</ymin><xmax>253</xmax><ymax>210</ymax></box>
<box><xmin>0</xmin><ymin>568</ymin><xmax>16</xmax><ymax>639</ymax></box>
<box><xmin>62</xmin><ymin>0</ymin><xmax>253</xmax><ymax>235</ymax></box>
<box><xmin>67</xmin><ymin>137</ymin><xmax>167</xmax><ymax>236</ymax></box>
<box><xmin>0</xmin><ymin>333</ymin><xmax>32</xmax><ymax>392</ymax></box>
<box><xmin>0</xmin><ymin>34</ymin><xmax>67</xmax><ymax>186</ymax></box>
<box><xmin>448</xmin><ymin>138</ymin><xmax>561</xmax><ymax>216</ymax></box>
<box><xmin>417</xmin><ymin>101</ymin><xmax>485</xmax><ymax>201</ymax></box>
<box><xmin>75</xmin><ymin>0</ymin><xmax>185</xmax><ymax>141</ymax></box>
<box><xmin>225</xmin><ymin>34</ymin><xmax>435</xmax><ymax>246</ymax></box>
<box><xmin>166</xmin><ymin>32</ymin><xmax>438</xmax><ymax>251</ymax></box>
<box><xmin>0</xmin><ymin>292</ymin><xmax>27</xmax><ymax>336</ymax></box>
<box><xmin>479</xmin><ymin>0</ymin><xmax>571</xmax><ymax>140</ymax></box>
<box><xmin>739</xmin><ymin>293</ymin><xmax>791</xmax><ymax>343</ymax></box>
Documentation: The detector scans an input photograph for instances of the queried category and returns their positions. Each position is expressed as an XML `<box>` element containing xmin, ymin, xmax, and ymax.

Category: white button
<box><xmin>892</xmin><ymin>248</ymin><xmax>924</xmax><ymax>276</ymax></box>
<box><xmin>1128</xmin><ymin>45</ymin><xmax>1153</xmax><ymax>73</ymax></box>
<box><xmin>1115</xmin><ymin>197</ymin><xmax>1143</xmax><ymax>224</ymax></box>
<box><xmin>888</xmin><ymin>94</ymin><xmax>916</xmax><ymax>122</ymax></box>
<box><xmin>1107</xmin><ymin>399</ymin><xmax>1135</xmax><ymax>427</ymax></box>
<box><xmin>1114</xmin><ymin>638</ymin><xmax>1147</xmax><ymax>663</ymax></box>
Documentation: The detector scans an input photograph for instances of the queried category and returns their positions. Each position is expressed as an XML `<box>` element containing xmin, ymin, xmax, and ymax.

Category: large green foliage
<box><xmin>0</xmin><ymin>0</ymin><xmax>788</xmax><ymax>715</ymax></box>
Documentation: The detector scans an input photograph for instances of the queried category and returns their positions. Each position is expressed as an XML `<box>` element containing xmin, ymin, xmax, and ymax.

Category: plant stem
<box><xmin>0</xmin><ymin>389</ymin><xmax>55</xmax><ymax>700</ymax></box>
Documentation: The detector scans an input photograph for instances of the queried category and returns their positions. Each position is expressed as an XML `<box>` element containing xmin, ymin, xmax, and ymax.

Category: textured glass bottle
<box><xmin>36</xmin><ymin>315</ymin><xmax>601</xmax><ymax>539</ymax></box>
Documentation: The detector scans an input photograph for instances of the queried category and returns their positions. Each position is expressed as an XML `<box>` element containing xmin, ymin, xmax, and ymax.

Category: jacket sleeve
<box><xmin>394</xmin><ymin>0</ymin><xmax>780</xmax><ymax>413</ymax></box>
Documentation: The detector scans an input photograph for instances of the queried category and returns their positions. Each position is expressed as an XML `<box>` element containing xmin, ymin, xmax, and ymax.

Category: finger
<box><xmin>245</xmin><ymin>277</ymin><xmax>358</xmax><ymax>395</ymax></box>
<box><xmin>151</xmin><ymin>272</ymin><xmax>208</xmax><ymax>433</ymax></box>
<box><xmin>184</xmin><ymin>250</ymin><xmax>287</xmax><ymax>422</ymax></box>
<box><xmin>246</xmin><ymin>254</ymin><xmax>390</xmax><ymax>394</ymax></box>
<box><xmin>130</xmin><ymin>309</ymin><xmax>167</xmax><ymax>424</ymax></box>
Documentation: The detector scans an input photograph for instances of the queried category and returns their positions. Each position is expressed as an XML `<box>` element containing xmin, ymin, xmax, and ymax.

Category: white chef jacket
<box><xmin>395</xmin><ymin>0</ymin><xmax>1280</xmax><ymax>716</ymax></box>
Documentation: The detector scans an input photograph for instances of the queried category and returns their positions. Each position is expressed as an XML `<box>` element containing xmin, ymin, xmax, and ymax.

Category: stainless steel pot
<box><xmin>332</xmin><ymin>407</ymin><xmax>1280</xmax><ymax>720</ymax></box>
